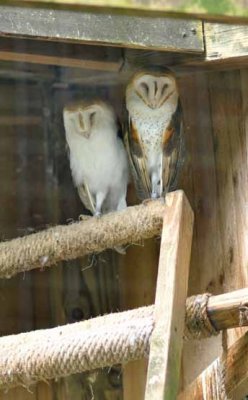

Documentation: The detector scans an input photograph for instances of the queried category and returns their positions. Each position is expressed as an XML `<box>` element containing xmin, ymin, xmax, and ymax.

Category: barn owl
<box><xmin>125</xmin><ymin>71</ymin><xmax>183</xmax><ymax>200</ymax></box>
<box><xmin>63</xmin><ymin>101</ymin><xmax>129</xmax><ymax>217</ymax></box>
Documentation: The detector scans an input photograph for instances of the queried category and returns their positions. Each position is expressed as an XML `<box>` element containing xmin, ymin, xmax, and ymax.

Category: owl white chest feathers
<box><xmin>65</xmin><ymin>125</ymin><xmax>128</xmax><ymax>200</ymax></box>
<box><xmin>126</xmin><ymin>90</ymin><xmax>178</xmax><ymax>169</ymax></box>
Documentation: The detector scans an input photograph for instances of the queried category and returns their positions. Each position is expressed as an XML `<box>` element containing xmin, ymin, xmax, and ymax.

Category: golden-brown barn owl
<box><xmin>125</xmin><ymin>71</ymin><xmax>183</xmax><ymax>200</ymax></box>
<box><xmin>63</xmin><ymin>101</ymin><xmax>129</xmax><ymax>217</ymax></box>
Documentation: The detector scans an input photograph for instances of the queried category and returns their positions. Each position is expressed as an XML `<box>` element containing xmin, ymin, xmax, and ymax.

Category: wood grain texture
<box><xmin>0</xmin><ymin>5</ymin><xmax>204</xmax><ymax>53</ymax></box>
<box><xmin>207</xmin><ymin>288</ymin><xmax>248</xmax><ymax>331</ymax></box>
<box><xmin>119</xmin><ymin>183</ymin><xmax>160</xmax><ymax>400</ymax></box>
<box><xmin>205</xmin><ymin>23</ymin><xmax>248</xmax><ymax>61</ymax></box>
<box><xmin>145</xmin><ymin>191</ymin><xmax>194</xmax><ymax>399</ymax></box>
<box><xmin>178</xmin><ymin>332</ymin><xmax>248</xmax><ymax>400</ymax></box>
<box><xmin>178</xmin><ymin>68</ymin><xmax>248</xmax><ymax>387</ymax></box>
<box><xmin>208</xmin><ymin>70</ymin><xmax>248</xmax><ymax>346</ymax></box>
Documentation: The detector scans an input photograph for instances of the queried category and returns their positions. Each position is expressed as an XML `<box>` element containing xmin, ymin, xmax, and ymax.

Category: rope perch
<box><xmin>1</xmin><ymin>289</ymin><xmax>248</xmax><ymax>391</ymax></box>
<box><xmin>185</xmin><ymin>293</ymin><xmax>219</xmax><ymax>339</ymax></box>
<box><xmin>0</xmin><ymin>200</ymin><xmax>165</xmax><ymax>279</ymax></box>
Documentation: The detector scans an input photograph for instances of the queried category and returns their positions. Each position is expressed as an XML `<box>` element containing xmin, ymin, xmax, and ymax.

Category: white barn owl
<box><xmin>63</xmin><ymin>101</ymin><xmax>129</xmax><ymax>216</ymax></box>
<box><xmin>125</xmin><ymin>71</ymin><xmax>183</xmax><ymax>200</ymax></box>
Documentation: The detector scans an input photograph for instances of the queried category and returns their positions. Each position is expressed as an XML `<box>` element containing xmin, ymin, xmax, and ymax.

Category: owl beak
<box><xmin>150</xmin><ymin>101</ymin><xmax>158</xmax><ymax>110</ymax></box>
<box><xmin>149</xmin><ymin>101</ymin><xmax>157</xmax><ymax>110</ymax></box>
<box><xmin>81</xmin><ymin>130</ymin><xmax>91</xmax><ymax>139</ymax></box>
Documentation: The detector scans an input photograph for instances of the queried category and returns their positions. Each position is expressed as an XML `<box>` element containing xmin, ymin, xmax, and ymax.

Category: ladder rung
<box><xmin>0</xmin><ymin>288</ymin><xmax>247</xmax><ymax>391</ymax></box>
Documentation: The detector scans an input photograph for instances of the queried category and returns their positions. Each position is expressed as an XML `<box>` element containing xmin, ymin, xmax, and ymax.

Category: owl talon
<box><xmin>151</xmin><ymin>192</ymin><xmax>158</xmax><ymax>199</ymax></box>
<box><xmin>78</xmin><ymin>214</ymin><xmax>92</xmax><ymax>221</ymax></box>
<box><xmin>94</xmin><ymin>211</ymin><xmax>102</xmax><ymax>218</ymax></box>
<box><xmin>142</xmin><ymin>198</ymin><xmax>155</xmax><ymax>206</ymax></box>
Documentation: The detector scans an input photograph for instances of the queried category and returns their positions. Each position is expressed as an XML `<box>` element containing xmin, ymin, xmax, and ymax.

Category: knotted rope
<box><xmin>185</xmin><ymin>293</ymin><xmax>219</xmax><ymax>339</ymax></box>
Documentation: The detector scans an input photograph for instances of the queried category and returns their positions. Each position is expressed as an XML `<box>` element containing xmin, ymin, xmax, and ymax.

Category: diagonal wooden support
<box><xmin>178</xmin><ymin>331</ymin><xmax>248</xmax><ymax>400</ymax></box>
<box><xmin>145</xmin><ymin>191</ymin><xmax>194</xmax><ymax>400</ymax></box>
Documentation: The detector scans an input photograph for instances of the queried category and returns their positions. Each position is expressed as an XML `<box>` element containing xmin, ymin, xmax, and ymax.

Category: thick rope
<box><xmin>0</xmin><ymin>200</ymin><xmax>165</xmax><ymax>279</ymax></box>
<box><xmin>0</xmin><ymin>306</ymin><xmax>154</xmax><ymax>390</ymax></box>
<box><xmin>184</xmin><ymin>293</ymin><xmax>219</xmax><ymax>339</ymax></box>
<box><xmin>0</xmin><ymin>294</ymin><xmax>221</xmax><ymax>391</ymax></box>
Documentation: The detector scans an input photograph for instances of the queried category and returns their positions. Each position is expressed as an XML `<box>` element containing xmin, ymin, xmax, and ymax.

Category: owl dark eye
<box><xmin>89</xmin><ymin>111</ymin><xmax>96</xmax><ymax>125</ymax></box>
<box><xmin>140</xmin><ymin>82</ymin><xmax>149</xmax><ymax>94</ymax></box>
<box><xmin>78</xmin><ymin>113</ymin><xmax>85</xmax><ymax>130</ymax></box>
<box><xmin>161</xmin><ymin>83</ymin><xmax>169</xmax><ymax>96</ymax></box>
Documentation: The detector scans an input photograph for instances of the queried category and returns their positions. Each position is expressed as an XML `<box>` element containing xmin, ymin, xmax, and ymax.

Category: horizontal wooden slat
<box><xmin>0</xmin><ymin>38</ymin><xmax>123</xmax><ymax>71</ymax></box>
<box><xmin>0</xmin><ymin>115</ymin><xmax>42</xmax><ymax>125</ymax></box>
<box><xmin>208</xmin><ymin>288</ymin><xmax>248</xmax><ymax>331</ymax></box>
<box><xmin>0</xmin><ymin>6</ymin><xmax>204</xmax><ymax>53</ymax></box>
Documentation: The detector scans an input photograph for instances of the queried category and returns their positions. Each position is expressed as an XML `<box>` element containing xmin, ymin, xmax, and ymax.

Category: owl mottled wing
<box><xmin>77</xmin><ymin>183</ymin><xmax>96</xmax><ymax>215</ymax></box>
<box><xmin>124</xmin><ymin>111</ymin><xmax>151</xmax><ymax>200</ymax></box>
<box><xmin>162</xmin><ymin>102</ymin><xmax>183</xmax><ymax>194</ymax></box>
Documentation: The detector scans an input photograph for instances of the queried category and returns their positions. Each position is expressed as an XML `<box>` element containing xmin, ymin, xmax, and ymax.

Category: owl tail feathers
<box><xmin>77</xmin><ymin>184</ymin><xmax>96</xmax><ymax>215</ymax></box>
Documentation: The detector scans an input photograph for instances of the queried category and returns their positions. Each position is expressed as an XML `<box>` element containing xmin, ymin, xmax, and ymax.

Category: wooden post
<box><xmin>144</xmin><ymin>191</ymin><xmax>194</xmax><ymax>400</ymax></box>
<box><xmin>178</xmin><ymin>331</ymin><xmax>248</xmax><ymax>400</ymax></box>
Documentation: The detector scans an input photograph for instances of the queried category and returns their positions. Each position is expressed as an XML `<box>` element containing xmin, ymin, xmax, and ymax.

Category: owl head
<box><xmin>63</xmin><ymin>101</ymin><xmax>116</xmax><ymax>139</ymax></box>
<box><xmin>127</xmin><ymin>71</ymin><xmax>178</xmax><ymax>109</ymax></box>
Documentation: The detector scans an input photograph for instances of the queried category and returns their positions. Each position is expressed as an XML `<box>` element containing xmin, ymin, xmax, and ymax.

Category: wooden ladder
<box><xmin>0</xmin><ymin>190</ymin><xmax>247</xmax><ymax>398</ymax></box>
<box><xmin>145</xmin><ymin>191</ymin><xmax>248</xmax><ymax>400</ymax></box>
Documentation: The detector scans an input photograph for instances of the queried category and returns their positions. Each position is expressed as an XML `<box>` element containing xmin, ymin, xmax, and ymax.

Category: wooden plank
<box><xmin>178</xmin><ymin>72</ymin><xmax>223</xmax><ymax>387</ymax></box>
<box><xmin>205</xmin><ymin>23</ymin><xmax>248</xmax><ymax>62</ymax></box>
<box><xmin>3</xmin><ymin>0</ymin><xmax>248</xmax><ymax>20</ymax></box>
<box><xmin>208</xmin><ymin>70</ymin><xmax>248</xmax><ymax>347</ymax></box>
<box><xmin>178</xmin><ymin>331</ymin><xmax>248</xmax><ymax>400</ymax></box>
<box><xmin>145</xmin><ymin>191</ymin><xmax>194</xmax><ymax>400</ymax></box>
<box><xmin>168</xmin><ymin>23</ymin><xmax>248</xmax><ymax>72</ymax></box>
<box><xmin>207</xmin><ymin>288</ymin><xmax>248</xmax><ymax>331</ymax></box>
<box><xmin>0</xmin><ymin>6</ymin><xmax>204</xmax><ymax>53</ymax></box>
<box><xmin>0</xmin><ymin>38</ymin><xmax>123</xmax><ymax>71</ymax></box>
<box><xmin>0</xmin><ymin>116</ymin><xmax>42</xmax><ymax>125</ymax></box>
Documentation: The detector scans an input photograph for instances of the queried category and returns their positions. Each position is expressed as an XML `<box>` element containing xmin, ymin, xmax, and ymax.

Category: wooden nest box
<box><xmin>0</xmin><ymin>2</ymin><xmax>247</xmax><ymax>399</ymax></box>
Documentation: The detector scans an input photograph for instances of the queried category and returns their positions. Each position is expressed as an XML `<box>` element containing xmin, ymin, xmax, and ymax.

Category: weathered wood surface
<box><xmin>208</xmin><ymin>288</ymin><xmax>248</xmax><ymax>331</ymax></box>
<box><xmin>1</xmin><ymin>22</ymin><xmax>248</xmax><ymax>74</ymax></box>
<box><xmin>0</xmin><ymin>6</ymin><xmax>204</xmax><ymax>53</ymax></box>
<box><xmin>145</xmin><ymin>192</ymin><xmax>194</xmax><ymax>399</ymax></box>
<box><xmin>4</xmin><ymin>0</ymin><xmax>248</xmax><ymax>20</ymax></box>
<box><xmin>205</xmin><ymin>23</ymin><xmax>248</xmax><ymax>62</ymax></box>
<box><xmin>178</xmin><ymin>69</ymin><xmax>248</xmax><ymax>387</ymax></box>
<box><xmin>178</xmin><ymin>331</ymin><xmax>248</xmax><ymax>400</ymax></box>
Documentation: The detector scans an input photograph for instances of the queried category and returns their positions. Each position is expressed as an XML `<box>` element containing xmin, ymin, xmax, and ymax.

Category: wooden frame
<box><xmin>178</xmin><ymin>332</ymin><xmax>248</xmax><ymax>399</ymax></box>
<box><xmin>0</xmin><ymin>6</ymin><xmax>203</xmax><ymax>53</ymax></box>
<box><xmin>145</xmin><ymin>192</ymin><xmax>194</xmax><ymax>399</ymax></box>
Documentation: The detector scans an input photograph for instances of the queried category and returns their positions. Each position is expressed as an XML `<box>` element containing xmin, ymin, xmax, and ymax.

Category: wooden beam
<box><xmin>0</xmin><ymin>115</ymin><xmax>42</xmax><ymax>125</ymax></box>
<box><xmin>174</xmin><ymin>23</ymin><xmax>248</xmax><ymax>72</ymax></box>
<box><xmin>203</xmin><ymin>23</ymin><xmax>248</xmax><ymax>68</ymax></box>
<box><xmin>2</xmin><ymin>0</ymin><xmax>248</xmax><ymax>21</ymax></box>
<box><xmin>0</xmin><ymin>38</ymin><xmax>123</xmax><ymax>71</ymax></box>
<box><xmin>145</xmin><ymin>191</ymin><xmax>194</xmax><ymax>399</ymax></box>
<box><xmin>207</xmin><ymin>288</ymin><xmax>248</xmax><ymax>331</ymax></box>
<box><xmin>0</xmin><ymin>6</ymin><xmax>204</xmax><ymax>53</ymax></box>
<box><xmin>178</xmin><ymin>331</ymin><xmax>248</xmax><ymax>400</ymax></box>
